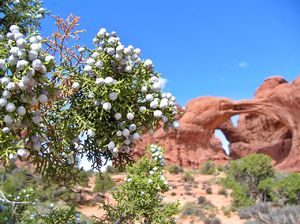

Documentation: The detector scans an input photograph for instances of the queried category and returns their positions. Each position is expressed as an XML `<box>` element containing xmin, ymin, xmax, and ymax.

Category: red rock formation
<box><xmin>134</xmin><ymin>76</ymin><xmax>300</xmax><ymax>171</ymax></box>
<box><xmin>230</xmin><ymin>76</ymin><xmax>298</xmax><ymax>171</ymax></box>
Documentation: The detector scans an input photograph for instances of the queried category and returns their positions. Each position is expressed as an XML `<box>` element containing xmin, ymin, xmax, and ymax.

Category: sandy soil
<box><xmin>76</xmin><ymin>171</ymin><xmax>244</xmax><ymax>224</ymax></box>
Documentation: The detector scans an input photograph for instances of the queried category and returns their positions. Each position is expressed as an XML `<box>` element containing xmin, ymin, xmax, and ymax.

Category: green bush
<box><xmin>270</xmin><ymin>173</ymin><xmax>300</xmax><ymax>205</ymax></box>
<box><xmin>76</xmin><ymin>169</ymin><xmax>93</xmax><ymax>187</ymax></box>
<box><xmin>182</xmin><ymin>171</ymin><xmax>195</xmax><ymax>182</ymax></box>
<box><xmin>200</xmin><ymin>160</ymin><xmax>216</xmax><ymax>175</ymax></box>
<box><xmin>93</xmin><ymin>172</ymin><xmax>115</xmax><ymax>193</ymax></box>
<box><xmin>257</xmin><ymin>177</ymin><xmax>275</xmax><ymax>202</ymax></box>
<box><xmin>99</xmin><ymin>145</ymin><xmax>179</xmax><ymax>224</ymax></box>
<box><xmin>197</xmin><ymin>196</ymin><xmax>207</xmax><ymax>205</ymax></box>
<box><xmin>21</xmin><ymin>205</ymin><xmax>85</xmax><ymax>224</ymax></box>
<box><xmin>225</xmin><ymin>154</ymin><xmax>274</xmax><ymax>193</ymax></box>
<box><xmin>181</xmin><ymin>202</ymin><xmax>205</xmax><ymax>218</ymax></box>
<box><xmin>181</xmin><ymin>202</ymin><xmax>219</xmax><ymax>222</ymax></box>
<box><xmin>167</xmin><ymin>164</ymin><xmax>184</xmax><ymax>174</ymax></box>
<box><xmin>1</xmin><ymin>168</ymin><xmax>30</xmax><ymax>195</ymax></box>
<box><xmin>231</xmin><ymin>182</ymin><xmax>255</xmax><ymax>208</ymax></box>
<box><xmin>222</xmin><ymin>154</ymin><xmax>274</xmax><ymax>207</ymax></box>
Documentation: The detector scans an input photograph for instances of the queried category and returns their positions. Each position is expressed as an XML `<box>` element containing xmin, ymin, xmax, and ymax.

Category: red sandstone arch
<box><xmin>134</xmin><ymin>76</ymin><xmax>300</xmax><ymax>172</ymax></box>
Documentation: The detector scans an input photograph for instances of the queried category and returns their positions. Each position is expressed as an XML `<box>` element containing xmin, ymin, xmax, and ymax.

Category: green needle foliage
<box><xmin>0</xmin><ymin>1</ymin><xmax>180</xmax><ymax>223</ymax></box>
<box><xmin>0</xmin><ymin>3</ymin><xmax>180</xmax><ymax>182</ymax></box>
<box><xmin>98</xmin><ymin>145</ymin><xmax>179</xmax><ymax>224</ymax></box>
<box><xmin>0</xmin><ymin>0</ymin><xmax>46</xmax><ymax>35</ymax></box>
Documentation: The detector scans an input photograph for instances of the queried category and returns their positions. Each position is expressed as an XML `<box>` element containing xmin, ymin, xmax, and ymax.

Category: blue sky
<box><xmin>41</xmin><ymin>0</ymin><xmax>300</xmax><ymax>106</ymax></box>
<box><xmin>40</xmin><ymin>1</ymin><xmax>300</xmax><ymax>167</ymax></box>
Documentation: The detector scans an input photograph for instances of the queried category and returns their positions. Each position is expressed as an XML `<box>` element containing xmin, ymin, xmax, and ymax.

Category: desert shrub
<box><xmin>221</xmin><ymin>206</ymin><xmax>232</xmax><ymax>217</ymax></box>
<box><xmin>171</xmin><ymin>192</ymin><xmax>176</xmax><ymax>196</ymax></box>
<box><xmin>225</xmin><ymin>154</ymin><xmax>274</xmax><ymax>192</ymax></box>
<box><xmin>203</xmin><ymin>217</ymin><xmax>221</xmax><ymax>224</ymax></box>
<box><xmin>238</xmin><ymin>203</ymin><xmax>300</xmax><ymax>224</ymax></box>
<box><xmin>206</xmin><ymin>187</ymin><xmax>213</xmax><ymax>194</ymax></box>
<box><xmin>270</xmin><ymin>173</ymin><xmax>300</xmax><ymax>205</ymax></box>
<box><xmin>244</xmin><ymin>220</ymin><xmax>261</xmax><ymax>224</ymax></box>
<box><xmin>99</xmin><ymin>145</ymin><xmax>179</xmax><ymax>224</ymax></box>
<box><xmin>76</xmin><ymin>169</ymin><xmax>93</xmax><ymax>187</ymax></box>
<box><xmin>200</xmin><ymin>160</ymin><xmax>216</xmax><ymax>175</ymax></box>
<box><xmin>196</xmin><ymin>196</ymin><xmax>215</xmax><ymax>211</ymax></box>
<box><xmin>167</xmin><ymin>164</ymin><xmax>184</xmax><ymax>174</ymax></box>
<box><xmin>93</xmin><ymin>172</ymin><xmax>115</xmax><ymax>193</ymax></box>
<box><xmin>182</xmin><ymin>171</ymin><xmax>194</xmax><ymax>182</ymax></box>
<box><xmin>217</xmin><ymin>188</ymin><xmax>228</xmax><ymax>196</ymax></box>
<box><xmin>59</xmin><ymin>191</ymin><xmax>78</xmax><ymax>203</ymax></box>
<box><xmin>238</xmin><ymin>208</ymin><xmax>252</xmax><ymax>219</ymax></box>
<box><xmin>197</xmin><ymin>196</ymin><xmax>207</xmax><ymax>205</ymax></box>
<box><xmin>257</xmin><ymin>177</ymin><xmax>275</xmax><ymax>202</ymax></box>
<box><xmin>216</xmin><ymin>164</ymin><xmax>225</xmax><ymax>172</ymax></box>
<box><xmin>231</xmin><ymin>182</ymin><xmax>255</xmax><ymax>208</ymax></box>
<box><xmin>37</xmin><ymin>184</ymin><xmax>58</xmax><ymax>202</ymax></box>
<box><xmin>181</xmin><ymin>202</ymin><xmax>205</xmax><ymax>218</ymax></box>
<box><xmin>222</xmin><ymin>154</ymin><xmax>274</xmax><ymax>207</ymax></box>
<box><xmin>1</xmin><ymin>168</ymin><xmax>30</xmax><ymax>195</ymax></box>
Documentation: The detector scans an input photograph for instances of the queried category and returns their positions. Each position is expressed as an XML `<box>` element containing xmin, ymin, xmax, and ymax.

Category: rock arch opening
<box><xmin>216</xmin><ymin>112</ymin><xmax>293</xmax><ymax>166</ymax></box>
<box><xmin>214</xmin><ymin>129</ymin><xmax>230</xmax><ymax>155</ymax></box>
<box><xmin>231</xmin><ymin>115</ymin><xmax>239</xmax><ymax>128</ymax></box>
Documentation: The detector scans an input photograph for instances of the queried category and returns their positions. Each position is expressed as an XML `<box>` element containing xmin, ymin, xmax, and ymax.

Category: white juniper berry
<box><xmin>144</xmin><ymin>59</ymin><xmax>153</xmax><ymax>67</ymax></box>
<box><xmin>6</xmin><ymin>102</ymin><xmax>16</xmax><ymax>112</ymax></box>
<box><xmin>0</xmin><ymin>26</ymin><xmax>56</xmax><ymax>145</ymax></box>
<box><xmin>78</xmin><ymin>47</ymin><xmax>85</xmax><ymax>53</ymax></box>
<box><xmin>114</xmin><ymin>113</ymin><xmax>122</xmax><ymax>120</ymax></box>
<box><xmin>109</xmin><ymin>92</ymin><xmax>118</xmax><ymax>101</ymax></box>
<box><xmin>102</xmin><ymin>102</ymin><xmax>112</xmax><ymax>111</ymax></box>
<box><xmin>0</xmin><ymin>98</ymin><xmax>7</xmax><ymax>107</ymax></box>
<box><xmin>172</xmin><ymin>121</ymin><xmax>180</xmax><ymax>129</ymax></box>
<box><xmin>132</xmin><ymin>132</ymin><xmax>140</xmax><ymax>140</ymax></box>
<box><xmin>0</xmin><ymin>59</ymin><xmax>6</xmax><ymax>69</ymax></box>
<box><xmin>122</xmin><ymin>129</ymin><xmax>130</xmax><ymax>137</ymax></box>
<box><xmin>72</xmin><ymin>82</ymin><xmax>80</xmax><ymax>90</ymax></box>
<box><xmin>4</xmin><ymin>115</ymin><xmax>13</xmax><ymax>125</ymax></box>
<box><xmin>16</xmin><ymin>106</ymin><xmax>26</xmax><ymax>116</ymax></box>
<box><xmin>104</xmin><ymin>76</ymin><xmax>114</xmax><ymax>85</ymax></box>
<box><xmin>9</xmin><ymin>26</ymin><xmax>181</xmax><ymax>172</ymax></box>
<box><xmin>2</xmin><ymin>127</ymin><xmax>10</xmax><ymax>134</ymax></box>
<box><xmin>126</xmin><ymin>112</ymin><xmax>134</xmax><ymax>120</ymax></box>
<box><xmin>95</xmin><ymin>77</ymin><xmax>104</xmax><ymax>85</ymax></box>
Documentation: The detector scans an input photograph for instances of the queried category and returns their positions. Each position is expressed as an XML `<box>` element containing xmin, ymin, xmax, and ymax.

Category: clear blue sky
<box><xmin>41</xmin><ymin>0</ymin><xmax>300</xmax><ymax>106</ymax></box>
